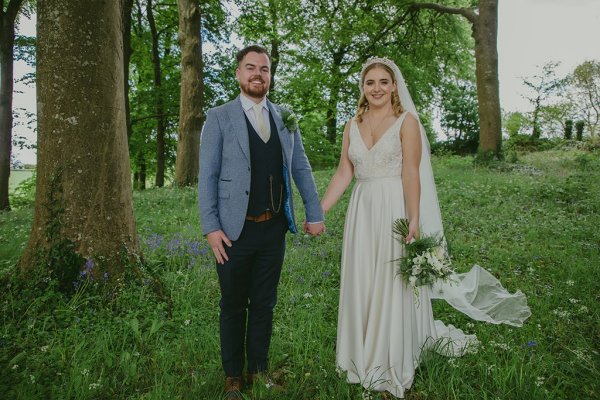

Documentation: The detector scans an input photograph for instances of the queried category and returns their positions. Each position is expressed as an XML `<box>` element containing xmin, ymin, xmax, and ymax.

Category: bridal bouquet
<box><xmin>392</xmin><ymin>218</ymin><xmax>454</xmax><ymax>295</ymax></box>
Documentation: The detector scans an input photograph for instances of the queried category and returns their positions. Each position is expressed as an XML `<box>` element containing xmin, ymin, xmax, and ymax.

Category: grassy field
<box><xmin>8</xmin><ymin>169</ymin><xmax>35</xmax><ymax>192</ymax></box>
<box><xmin>1</xmin><ymin>150</ymin><xmax>599</xmax><ymax>399</ymax></box>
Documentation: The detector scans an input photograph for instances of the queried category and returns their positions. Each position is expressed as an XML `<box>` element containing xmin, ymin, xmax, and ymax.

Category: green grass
<box><xmin>1</xmin><ymin>149</ymin><xmax>599</xmax><ymax>399</ymax></box>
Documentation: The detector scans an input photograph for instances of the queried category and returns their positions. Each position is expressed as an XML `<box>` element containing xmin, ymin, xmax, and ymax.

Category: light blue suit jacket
<box><xmin>198</xmin><ymin>96</ymin><xmax>324</xmax><ymax>241</ymax></box>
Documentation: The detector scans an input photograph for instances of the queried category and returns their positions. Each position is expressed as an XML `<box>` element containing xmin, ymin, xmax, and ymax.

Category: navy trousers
<box><xmin>216</xmin><ymin>214</ymin><xmax>288</xmax><ymax>377</ymax></box>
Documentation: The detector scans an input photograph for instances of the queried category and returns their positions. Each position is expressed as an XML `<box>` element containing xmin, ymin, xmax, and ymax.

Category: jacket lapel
<box><xmin>267</xmin><ymin>100</ymin><xmax>292</xmax><ymax>165</ymax></box>
<box><xmin>231</xmin><ymin>96</ymin><xmax>250</xmax><ymax>162</ymax></box>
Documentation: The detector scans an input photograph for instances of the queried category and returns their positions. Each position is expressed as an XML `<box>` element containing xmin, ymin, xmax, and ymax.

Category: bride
<box><xmin>320</xmin><ymin>57</ymin><xmax>531</xmax><ymax>398</ymax></box>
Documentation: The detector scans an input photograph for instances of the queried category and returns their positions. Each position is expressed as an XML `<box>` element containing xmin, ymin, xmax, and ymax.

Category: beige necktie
<box><xmin>252</xmin><ymin>103</ymin><xmax>270</xmax><ymax>143</ymax></box>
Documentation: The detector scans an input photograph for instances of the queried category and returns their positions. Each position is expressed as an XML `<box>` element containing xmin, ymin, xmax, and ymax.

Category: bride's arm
<box><xmin>400</xmin><ymin>113</ymin><xmax>422</xmax><ymax>242</ymax></box>
<box><xmin>321</xmin><ymin>120</ymin><xmax>354</xmax><ymax>214</ymax></box>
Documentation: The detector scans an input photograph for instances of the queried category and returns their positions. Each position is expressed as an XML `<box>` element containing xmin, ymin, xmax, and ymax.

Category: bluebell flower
<box><xmin>144</xmin><ymin>233</ymin><xmax>164</xmax><ymax>252</ymax></box>
<box><xmin>84</xmin><ymin>258</ymin><xmax>95</xmax><ymax>276</ymax></box>
<box><xmin>167</xmin><ymin>238</ymin><xmax>182</xmax><ymax>254</ymax></box>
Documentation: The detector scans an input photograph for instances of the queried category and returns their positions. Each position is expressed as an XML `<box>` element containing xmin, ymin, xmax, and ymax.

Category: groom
<box><xmin>198</xmin><ymin>45</ymin><xmax>325</xmax><ymax>398</ymax></box>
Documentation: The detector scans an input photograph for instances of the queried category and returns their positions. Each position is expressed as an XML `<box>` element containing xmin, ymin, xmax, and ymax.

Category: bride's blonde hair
<box><xmin>356</xmin><ymin>62</ymin><xmax>404</xmax><ymax>123</ymax></box>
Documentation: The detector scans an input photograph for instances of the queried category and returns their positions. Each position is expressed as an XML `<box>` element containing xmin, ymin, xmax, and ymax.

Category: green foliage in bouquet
<box><xmin>392</xmin><ymin>218</ymin><xmax>454</xmax><ymax>293</ymax></box>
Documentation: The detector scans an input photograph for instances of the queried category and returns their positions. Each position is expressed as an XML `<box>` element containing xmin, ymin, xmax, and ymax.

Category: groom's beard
<box><xmin>240</xmin><ymin>76</ymin><xmax>269</xmax><ymax>98</ymax></box>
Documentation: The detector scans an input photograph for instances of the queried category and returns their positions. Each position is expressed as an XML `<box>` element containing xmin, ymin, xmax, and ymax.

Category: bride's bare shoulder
<box><xmin>400</xmin><ymin>112</ymin><xmax>419</xmax><ymax>136</ymax></box>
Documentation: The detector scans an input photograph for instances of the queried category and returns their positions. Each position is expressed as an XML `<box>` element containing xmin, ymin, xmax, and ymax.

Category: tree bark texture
<box><xmin>472</xmin><ymin>0</ymin><xmax>501</xmax><ymax>156</ymax></box>
<box><xmin>410</xmin><ymin>0</ymin><xmax>502</xmax><ymax>157</ymax></box>
<box><xmin>123</xmin><ymin>0</ymin><xmax>134</xmax><ymax>140</ymax></box>
<box><xmin>175</xmin><ymin>0</ymin><xmax>203</xmax><ymax>187</ymax></box>
<box><xmin>0</xmin><ymin>0</ymin><xmax>24</xmax><ymax>211</ymax></box>
<box><xmin>20</xmin><ymin>0</ymin><xmax>141</xmax><ymax>277</ymax></box>
<box><xmin>146</xmin><ymin>0</ymin><xmax>166</xmax><ymax>187</ymax></box>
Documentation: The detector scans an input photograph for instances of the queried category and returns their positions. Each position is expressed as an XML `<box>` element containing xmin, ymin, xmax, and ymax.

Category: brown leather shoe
<box><xmin>224</xmin><ymin>377</ymin><xmax>243</xmax><ymax>399</ymax></box>
<box><xmin>247</xmin><ymin>373</ymin><xmax>283</xmax><ymax>390</ymax></box>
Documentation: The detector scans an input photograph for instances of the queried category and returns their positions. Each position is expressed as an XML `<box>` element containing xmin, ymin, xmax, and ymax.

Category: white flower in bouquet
<box><xmin>392</xmin><ymin>218</ymin><xmax>455</xmax><ymax>296</ymax></box>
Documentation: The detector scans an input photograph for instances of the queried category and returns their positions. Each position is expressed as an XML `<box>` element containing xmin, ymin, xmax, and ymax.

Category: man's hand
<box><xmin>207</xmin><ymin>230</ymin><xmax>232</xmax><ymax>264</ymax></box>
<box><xmin>303</xmin><ymin>221</ymin><xmax>325</xmax><ymax>237</ymax></box>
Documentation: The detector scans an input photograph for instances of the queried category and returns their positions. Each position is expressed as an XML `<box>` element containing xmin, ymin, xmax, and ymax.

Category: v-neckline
<box><xmin>354</xmin><ymin>116</ymin><xmax>401</xmax><ymax>152</ymax></box>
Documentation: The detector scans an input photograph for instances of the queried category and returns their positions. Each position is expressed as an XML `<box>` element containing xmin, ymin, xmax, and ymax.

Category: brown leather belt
<box><xmin>245</xmin><ymin>211</ymin><xmax>274</xmax><ymax>222</ymax></box>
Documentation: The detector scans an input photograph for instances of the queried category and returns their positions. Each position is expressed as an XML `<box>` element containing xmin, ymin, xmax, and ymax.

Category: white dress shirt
<box><xmin>240</xmin><ymin>94</ymin><xmax>271</xmax><ymax>138</ymax></box>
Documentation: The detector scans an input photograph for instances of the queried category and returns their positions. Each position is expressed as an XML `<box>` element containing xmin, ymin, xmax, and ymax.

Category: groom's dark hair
<box><xmin>236</xmin><ymin>45</ymin><xmax>271</xmax><ymax>65</ymax></box>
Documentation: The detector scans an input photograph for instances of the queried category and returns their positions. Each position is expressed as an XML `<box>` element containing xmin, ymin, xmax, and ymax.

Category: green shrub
<box><xmin>9</xmin><ymin>172</ymin><xmax>36</xmax><ymax>209</ymax></box>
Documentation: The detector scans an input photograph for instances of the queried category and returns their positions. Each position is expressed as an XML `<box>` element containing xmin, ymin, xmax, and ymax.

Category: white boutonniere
<box><xmin>280</xmin><ymin>109</ymin><xmax>299</xmax><ymax>132</ymax></box>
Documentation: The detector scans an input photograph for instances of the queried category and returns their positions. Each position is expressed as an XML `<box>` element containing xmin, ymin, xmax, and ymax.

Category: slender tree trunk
<box><xmin>0</xmin><ymin>0</ymin><xmax>24</xmax><ymax>211</ymax></box>
<box><xmin>269</xmin><ymin>39</ymin><xmax>280</xmax><ymax>95</ymax></box>
<box><xmin>175</xmin><ymin>0</ymin><xmax>203</xmax><ymax>187</ymax></box>
<box><xmin>267</xmin><ymin>0</ymin><xmax>280</xmax><ymax>95</ymax></box>
<box><xmin>123</xmin><ymin>0</ymin><xmax>134</xmax><ymax>140</ymax></box>
<box><xmin>140</xmin><ymin>153</ymin><xmax>147</xmax><ymax>189</ymax></box>
<box><xmin>0</xmin><ymin>26</ymin><xmax>14</xmax><ymax>211</ymax></box>
<box><xmin>147</xmin><ymin>0</ymin><xmax>166</xmax><ymax>187</ymax></box>
<box><xmin>20</xmin><ymin>0</ymin><xmax>140</xmax><ymax>280</ymax></box>
<box><xmin>410</xmin><ymin>0</ymin><xmax>502</xmax><ymax>158</ymax></box>
<box><xmin>326</xmin><ymin>52</ymin><xmax>343</xmax><ymax>144</ymax></box>
<box><xmin>531</xmin><ymin>97</ymin><xmax>541</xmax><ymax>139</ymax></box>
<box><xmin>134</xmin><ymin>151</ymin><xmax>147</xmax><ymax>190</ymax></box>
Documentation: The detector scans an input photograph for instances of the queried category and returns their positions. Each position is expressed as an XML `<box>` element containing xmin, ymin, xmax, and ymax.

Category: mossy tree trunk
<box><xmin>174</xmin><ymin>0</ymin><xmax>203</xmax><ymax>187</ymax></box>
<box><xmin>20</xmin><ymin>0</ymin><xmax>141</xmax><ymax>281</ymax></box>
<box><xmin>123</xmin><ymin>0</ymin><xmax>134</xmax><ymax>141</ymax></box>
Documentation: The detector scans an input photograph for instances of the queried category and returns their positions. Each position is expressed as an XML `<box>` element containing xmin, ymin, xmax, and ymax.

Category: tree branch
<box><xmin>344</xmin><ymin>8</ymin><xmax>412</xmax><ymax>74</ymax></box>
<box><xmin>409</xmin><ymin>2</ymin><xmax>478</xmax><ymax>24</ymax></box>
<box><xmin>131</xmin><ymin>113</ymin><xmax>179</xmax><ymax>124</ymax></box>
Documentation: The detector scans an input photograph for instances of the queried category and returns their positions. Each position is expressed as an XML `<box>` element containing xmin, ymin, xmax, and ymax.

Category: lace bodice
<box><xmin>348</xmin><ymin>112</ymin><xmax>407</xmax><ymax>181</ymax></box>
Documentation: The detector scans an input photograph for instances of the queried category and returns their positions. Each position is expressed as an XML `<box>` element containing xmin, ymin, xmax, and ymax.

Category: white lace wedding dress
<box><xmin>336</xmin><ymin>113</ymin><xmax>530</xmax><ymax>398</ymax></box>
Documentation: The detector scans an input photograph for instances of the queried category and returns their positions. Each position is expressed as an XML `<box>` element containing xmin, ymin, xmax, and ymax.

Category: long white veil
<box><xmin>361</xmin><ymin>58</ymin><xmax>531</xmax><ymax>350</ymax></box>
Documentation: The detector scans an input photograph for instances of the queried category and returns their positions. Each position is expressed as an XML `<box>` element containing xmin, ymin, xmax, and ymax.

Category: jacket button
<box><xmin>247</xmin><ymin>167</ymin><xmax>250</xmax><ymax>171</ymax></box>
<box><xmin>245</xmin><ymin>191</ymin><xmax>249</xmax><ymax>195</ymax></box>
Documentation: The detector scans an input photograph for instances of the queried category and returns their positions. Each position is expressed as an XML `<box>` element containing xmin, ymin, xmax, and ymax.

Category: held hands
<box><xmin>207</xmin><ymin>230</ymin><xmax>232</xmax><ymax>264</ymax></box>
<box><xmin>303</xmin><ymin>221</ymin><xmax>326</xmax><ymax>237</ymax></box>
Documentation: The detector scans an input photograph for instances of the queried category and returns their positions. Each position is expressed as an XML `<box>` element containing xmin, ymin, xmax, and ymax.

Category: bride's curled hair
<box><xmin>356</xmin><ymin>62</ymin><xmax>404</xmax><ymax>123</ymax></box>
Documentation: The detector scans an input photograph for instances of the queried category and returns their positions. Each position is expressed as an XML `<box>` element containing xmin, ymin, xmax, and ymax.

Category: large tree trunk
<box><xmin>20</xmin><ymin>0</ymin><xmax>140</xmax><ymax>281</ymax></box>
<box><xmin>472</xmin><ymin>0</ymin><xmax>501</xmax><ymax>156</ymax></box>
<box><xmin>123</xmin><ymin>0</ymin><xmax>134</xmax><ymax>140</ymax></box>
<box><xmin>410</xmin><ymin>0</ymin><xmax>502</xmax><ymax>158</ymax></box>
<box><xmin>0</xmin><ymin>0</ymin><xmax>24</xmax><ymax>211</ymax></box>
<box><xmin>174</xmin><ymin>0</ymin><xmax>203</xmax><ymax>187</ymax></box>
<box><xmin>147</xmin><ymin>0</ymin><xmax>166</xmax><ymax>187</ymax></box>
